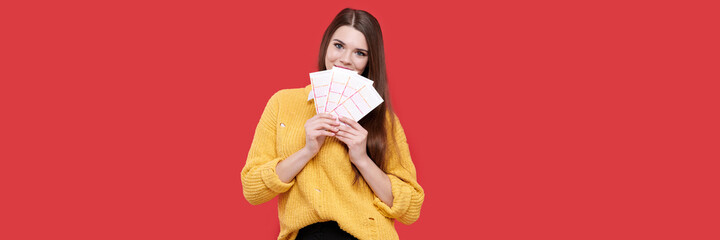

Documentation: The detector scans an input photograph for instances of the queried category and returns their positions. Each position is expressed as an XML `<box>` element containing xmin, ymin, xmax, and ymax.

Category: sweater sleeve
<box><xmin>373</xmin><ymin>116</ymin><xmax>425</xmax><ymax>225</ymax></box>
<box><xmin>241</xmin><ymin>92</ymin><xmax>295</xmax><ymax>205</ymax></box>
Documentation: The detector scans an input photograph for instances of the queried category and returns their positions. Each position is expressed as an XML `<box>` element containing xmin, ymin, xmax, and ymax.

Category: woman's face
<box><xmin>324</xmin><ymin>25</ymin><xmax>369</xmax><ymax>74</ymax></box>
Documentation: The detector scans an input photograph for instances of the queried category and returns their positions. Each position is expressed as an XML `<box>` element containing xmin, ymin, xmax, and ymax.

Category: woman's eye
<box><xmin>355</xmin><ymin>51</ymin><xmax>367</xmax><ymax>56</ymax></box>
<box><xmin>334</xmin><ymin>43</ymin><xmax>343</xmax><ymax>49</ymax></box>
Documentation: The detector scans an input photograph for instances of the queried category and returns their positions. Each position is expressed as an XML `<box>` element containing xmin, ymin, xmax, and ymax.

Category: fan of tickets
<box><xmin>308</xmin><ymin>67</ymin><xmax>383</xmax><ymax>121</ymax></box>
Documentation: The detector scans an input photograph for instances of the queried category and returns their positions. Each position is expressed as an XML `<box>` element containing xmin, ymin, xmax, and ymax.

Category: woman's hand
<box><xmin>303</xmin><ymin>113</ymin><xmax>340</xmax><ymax>155</ymax></box>
<box><xmin>335</xmin><ymin>116</ymin><xmax>370</xmax><ymax>164</ymax></box>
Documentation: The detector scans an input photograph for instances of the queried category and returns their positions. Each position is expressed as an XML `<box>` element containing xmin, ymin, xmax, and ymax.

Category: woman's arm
<box><xmin>353</xmin><ymin>155</ymin><xmax>394</xmax><ymax>207</ymax></box>
<box><xmin>336</xmin><ymin>115</ymin><xmax>424</xmax><ymax>225</ymax></box>
<box><xmin>275</xmin><ymin>147</ymin><xmax>314</xmax><ymax>183</ymax></box>
<box><xmin>241</xmin><ymin>92</ymin><xmax>288</xmax><ymax>205</ymax></box>
<box><xmin>276</xmin><ymin>113</ymin><xmax>339</xmax><ymax>183</ymax></box>
<box><xmin>335</xmin><ymin>117</ymin><xmax>394</xmax><ymax>206</ymax></box>
<box><xmin>241</xmin><ymin>92</ymin><xmax>340</xmax><ymax>205</ymax></box>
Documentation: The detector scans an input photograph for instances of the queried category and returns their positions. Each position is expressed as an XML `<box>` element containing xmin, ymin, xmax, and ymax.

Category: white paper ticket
<box><xmin>309</xmin><ymin>70</ymin><xmax>333</xmax><ymax>114</ymax></box>
<box><xmin>309</xmin><ymin>67</ymin><xmax>382</xmax><ymax>121</ymax></box>
<box><xmin>328</xmin><ymin>83</ymin><xmax>384</xmax><ymax>121</ymax></box>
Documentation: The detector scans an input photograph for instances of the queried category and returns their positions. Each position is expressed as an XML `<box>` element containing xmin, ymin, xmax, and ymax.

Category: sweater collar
<box><xmin>305</xmin><ymin>84</ymin><xmax>313</xmax><ymax>101</ymax></box>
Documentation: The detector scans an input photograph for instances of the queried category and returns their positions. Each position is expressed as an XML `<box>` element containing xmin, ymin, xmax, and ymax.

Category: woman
<box><xmin>241</xmin><ymin>8</ymin><xmax>424</xmax><ymax>240</ymax></box>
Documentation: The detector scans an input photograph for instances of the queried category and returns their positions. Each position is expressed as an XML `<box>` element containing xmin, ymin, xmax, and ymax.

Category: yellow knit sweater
<box><xmin>241</xmin><ymin>85</ymin><xmax>424</xmax><ymax>240</ymax></box>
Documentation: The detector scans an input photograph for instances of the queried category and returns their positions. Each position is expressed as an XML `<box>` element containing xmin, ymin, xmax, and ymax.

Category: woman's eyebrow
<box><xmin>333</xmin><ymin>39</ymin><xmax>368</xmax><ymax>52</ymax></box>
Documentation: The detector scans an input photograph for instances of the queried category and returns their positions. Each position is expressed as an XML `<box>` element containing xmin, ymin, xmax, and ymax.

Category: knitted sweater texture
<box><xmin>241</xmin><ymin>85</ymin><xmax>424</xmax><ymax>240</ymax></box>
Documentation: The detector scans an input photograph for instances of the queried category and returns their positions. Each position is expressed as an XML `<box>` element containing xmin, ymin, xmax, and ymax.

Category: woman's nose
<box><xmin>339</xmin><ymin>51</ymin><xmax>352</xmax><ymax>65</ymax></box>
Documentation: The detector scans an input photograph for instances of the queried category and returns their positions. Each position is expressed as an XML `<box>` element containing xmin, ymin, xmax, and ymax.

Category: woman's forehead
<box><xmin>331</xmin><ymin>26</ymin><xmax>368</xmax><ymax>49</ymax></box>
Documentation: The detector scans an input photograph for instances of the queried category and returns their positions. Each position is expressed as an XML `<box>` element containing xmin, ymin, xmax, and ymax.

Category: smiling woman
<box><xmin>241</xmin><ymin>8</ymin><xmax>424</xmax><ymax>240</ymax></box>
<box><xmin>325</xmin><ymin>26</ymin><xmax>370</xmax><ymax>73</ymax></box>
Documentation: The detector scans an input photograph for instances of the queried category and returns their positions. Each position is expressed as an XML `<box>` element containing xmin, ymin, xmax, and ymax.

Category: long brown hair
<box><xmin>317</xmin><ymin>8</ymin><xmax>396</xmax><ymax>184</ymax></box>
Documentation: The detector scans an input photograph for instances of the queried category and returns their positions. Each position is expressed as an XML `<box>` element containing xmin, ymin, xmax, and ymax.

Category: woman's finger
<box><xmin>337</xmin><ymin>125</ymin><xmax>358</xmax><ymax>136</ymax></box>
<box><xmin>310</xmin><ymin>118</ymin><xmax>340</xmax><ymax>127</ymax></box>
<box><xmin>338</xmin><ymin>116</ymin><xmax>363</xmax><ymax>131</ymax></box>
<box><xmin>309</xmin><ymin>128</ymin><xmax>336</xmax><ymax>138</ymax></box>
<box><xmin>308</xmin><ymin>119</ymin><xmax>339</xmax><ymax>130</ymax></box>
<box><xmin>311</xmin><ymin>123</ymin><xmax>339</xmax><ymax>132</ymax></box>
<box><xmin>320</xmin><ymin>130</ymin><xmax>335</xmax><ymax>137</ymax></box>
<box><xmin>335</xmin><ymin>129</ymin><xmax>350</xmax><ymax>137</ymax></box>
<box><xmin>334</xmin><ymin>134</ymin><xmax>350</xmax><ymax>144</ymax></box>
<box><xmin>338</xmin><ymin>129</ymin><xmax>363</xmax><ymax>142</ymax></box>
<box><xmin>306</xmin><ymin>114</ymin><xmax>336</xmax><ymax>126</ymax></box>
<box><xmin>315</xmin><ymin>113</ymin><xmax>337</xmax><ymax>120</ymax></box>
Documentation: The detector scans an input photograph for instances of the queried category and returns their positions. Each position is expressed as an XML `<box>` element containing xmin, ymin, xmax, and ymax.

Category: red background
<box><xmin>2</xmin><ymin>0</ymin><xmax>719</xmax><ymax>239</ymax></box>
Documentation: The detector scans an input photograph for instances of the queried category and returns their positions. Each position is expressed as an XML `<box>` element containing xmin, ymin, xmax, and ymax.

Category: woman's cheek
<box><xmin>326</xmin><ymin>48</ymin><xmax>340</xmax><ymax>61</ymax></box>
<box><xmin>355</xmin><ymin>59</ymin><xmax>368</xmax><ymax>72</ymax></box>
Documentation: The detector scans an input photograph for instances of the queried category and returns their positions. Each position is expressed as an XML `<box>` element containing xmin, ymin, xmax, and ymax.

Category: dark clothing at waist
<box><xmin>296</xmin><ymin>221</ymin><xmax>358</xmax><ymax>240</ymax></box>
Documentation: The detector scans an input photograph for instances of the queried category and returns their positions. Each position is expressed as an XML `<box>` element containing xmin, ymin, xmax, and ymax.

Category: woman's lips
<box><xmin>334</xmin><ymin>65</ymin><xmax>352</xmax><ymax>70</ymax></box>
